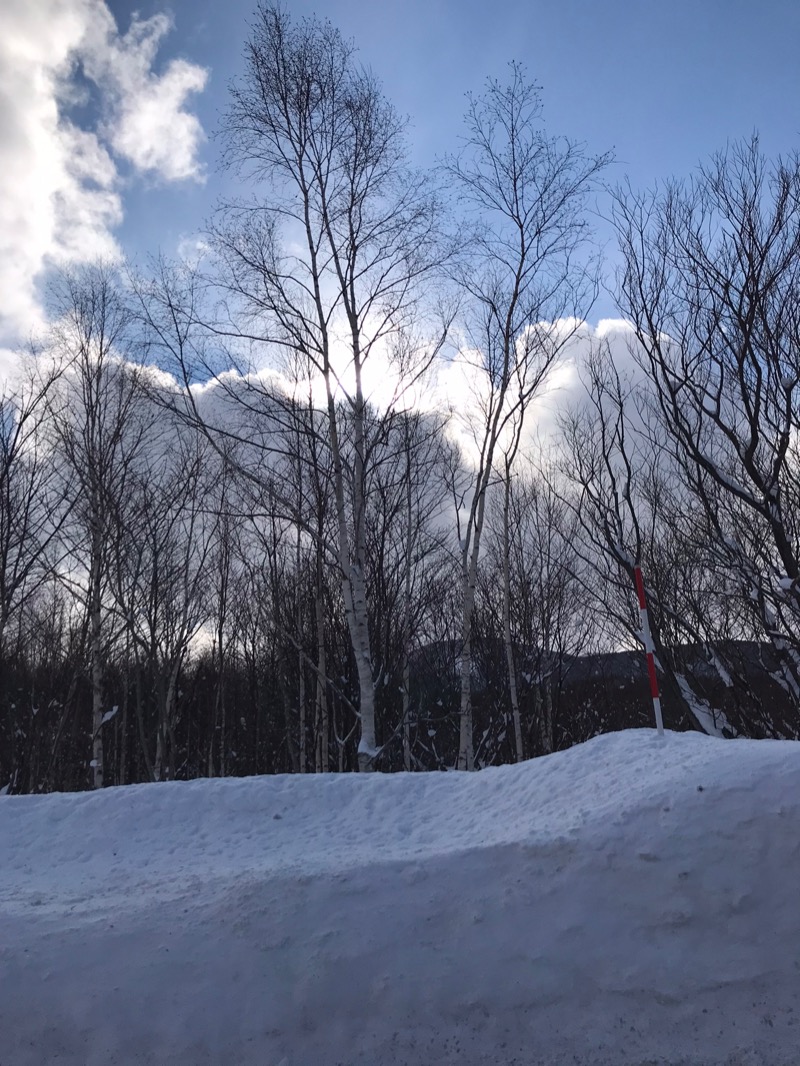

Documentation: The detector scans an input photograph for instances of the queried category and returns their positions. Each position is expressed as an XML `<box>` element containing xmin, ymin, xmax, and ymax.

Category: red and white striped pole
<box><xmin>634</xmin><ymin>565</ymin><xmax>664</xmax><ymax>737</ymax></box>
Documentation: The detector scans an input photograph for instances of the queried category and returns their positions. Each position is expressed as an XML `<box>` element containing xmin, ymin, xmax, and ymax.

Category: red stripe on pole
<box><xmin>646</xmin><ymin>652</ymin><xmax>660</xmax><ymax>700</ymax></box>
<box><xmin>633</xmin><ymin>564</ymin><xmax>664</xmax><ymax>737</ymax></box>
<box><xmin>634</xmin><ymin>565</ymin><xmax>647</xmax><ymax>610</ymax></box>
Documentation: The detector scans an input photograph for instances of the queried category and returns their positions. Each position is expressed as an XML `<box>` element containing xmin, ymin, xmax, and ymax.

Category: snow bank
<box><xmin>2</xmin><ymin>729</ymin><xmax>800</xmax><ymax>1065</ymax></box>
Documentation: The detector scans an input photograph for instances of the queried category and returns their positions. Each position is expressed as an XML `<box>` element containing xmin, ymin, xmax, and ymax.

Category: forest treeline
<box><xmin>3</xmin><ymin>4</ymin><xmax>800</xmax><ymax>792</ymax></box>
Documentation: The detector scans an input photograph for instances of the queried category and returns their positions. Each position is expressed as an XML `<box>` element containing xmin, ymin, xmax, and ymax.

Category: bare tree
<box><xmin>360</xmin><ymin>406</ymin><xmax>451</xmax><ymax>768</ymax></box>
<box><xmin>613</xmin><ymin>137</ymin><xmax>800</xmax><ymax>714</ymax></box>
<box><xmin>137</xmin><ymin>5</ymin><xmax>448</xmax><ymax>770</ymax></box>
<box><xmin>110</xmin><ymin>435</ymin><xmax>217</xmax><ymax>781</ymax></box>
<box><xmin>559</xmin><ymin>342</ymin><xmax>739</xmax><ymax>736</ymax></box>
<box><xmin>485</xmin><ymin>463</ymin><xmax>591</xmax><ymax>757</ymax></box>
<box><xmin>49</xmin><ymin>265</ymin><xmax>150</xmax><ymax>789</ymax></box>
<box><xmin>0</xmin><ymin>359</ymin><xmax>73</xmax><ymax>792</ymax></box>
<box><xmin>0</xmin><ymin>359</ymin><xmax>70</xmax><ymax>659</ymax></box>
<box><xmin>446</xmin><ymin>65</ymin><xmax>608</xmax><ymax>768</ymax></box>
<box><xmin>203</xmin><ymin>457</ymin><xmax>242</xmax><ymax>777</ymax></box>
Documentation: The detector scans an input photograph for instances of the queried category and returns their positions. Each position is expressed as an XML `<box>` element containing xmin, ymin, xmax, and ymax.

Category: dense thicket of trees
<box><xmin>3</xmin><ymin>10</ymin><xmax>800</xmax><ymax>794</ymax></box>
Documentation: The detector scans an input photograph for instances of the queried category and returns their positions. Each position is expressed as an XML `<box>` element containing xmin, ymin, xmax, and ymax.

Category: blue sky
<box><xmin>2</xmin><ymin>0</ymin><xmax>799</xmax><ymax>342</ymax></box>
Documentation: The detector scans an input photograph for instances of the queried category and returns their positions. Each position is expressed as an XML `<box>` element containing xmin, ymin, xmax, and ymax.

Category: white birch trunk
<box><xmin>327</xmin><ymin>413</ymin><xmax>376</xmax><ymax>770</ymax></box>
<box><xmin>351</xmin><ymin>562</ymin><xmax>376</xmax><ymax>771</ymax></box>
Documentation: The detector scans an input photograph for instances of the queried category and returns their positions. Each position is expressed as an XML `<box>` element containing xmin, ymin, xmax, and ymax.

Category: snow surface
<box><xmin>2</xmin><ymin>729</ymin><xmax>800</xmax><ymax>1065</ymax></box>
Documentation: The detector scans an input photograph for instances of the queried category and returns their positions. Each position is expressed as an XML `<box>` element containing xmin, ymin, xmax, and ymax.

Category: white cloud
<box><xmin>0</xmin><ymin>0</ymin><xmax>207</xmax><ymax>344</ymax></box>
<box><xmin>176</xmin><ymin>234</ymin><xmax>211</xmax><ymax>267</ymax></box>
<box><xmin>51</xmin><ymin>124</ymin><xmax>122</xmax><ymax>262</ymax></box>
<box><xmin>83</xmin><ymin>12</ymin><xmax>208</xmax><ymax>182</ymax></box>
<box><xmin>421</xmin><ymin>319</ymin><xmax>649</xmax><ymax>465</ymax></box>
<box><xmin>596</xmin><ymin>317</ymin><xmax>636</xmax><ymax>338</ymax></box>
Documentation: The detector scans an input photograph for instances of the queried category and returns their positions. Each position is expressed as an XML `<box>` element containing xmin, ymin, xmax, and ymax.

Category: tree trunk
<box><xmin>541</xmin><ymin>684</ymin><xmax>554</xmax><ymax>754</ymax></box>
<box><xmin>402</xmin><ymin>659</ymin><xmax>412</xmax><ymax>771</ymax></box>
<box><xmin>458</xmin><ymin>561</ymin><xmax>476</xmax><ymax>771</ymax></box>
<box><xmin>314</xmin><ymin>553</ymin><xmax>328</xmax><ymax>772</ymax></box>
<box><xmin>120</xmin><ymin>657</ymin><xmax>129</xmax><ymax>786</ymax></box>
<box><xmin>296</xmin><ymin>522</ymin><xmax>306</xmax><ymax>773</ymax></box>
<box><xmin>134</xmin><ymin>662</ymin><xmax>155</xmax><ymax>782</ymax></box>
<box><xmin>89</xmin><ymin>534</ymin><xmax>104</xmax><ymax>789</ymax></box>
<box><xmin>326</xmin><ymin>389</ymin><xmax>376</xmax><ymax>771</ymax></box>
<box><xmin>502</xmin><ymin>475</ymin><xmax>524</xmax><ymax>762</ymax></box>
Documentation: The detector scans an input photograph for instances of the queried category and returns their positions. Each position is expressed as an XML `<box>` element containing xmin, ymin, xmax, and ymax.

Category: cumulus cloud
<box><xmin>422</xmin><ymin>319</ymin><xmax>645</xmax><ymax>465</ymax></box>
<box><xmin>82</xmin><ymin>12</ymin><xmax>208</xmax><ymax>182</ymax></box>
<box><xmin>0</xmin><ymin>0</ymin><xmax>207</xmax><ymax>343</ymax></box>
<box><xmin>259</xmin><ymin>317</ymin><xmax>636</xmax><ymax>467</ymax></box>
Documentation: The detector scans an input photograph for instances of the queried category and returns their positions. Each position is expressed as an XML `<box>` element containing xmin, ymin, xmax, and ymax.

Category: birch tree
<box><xmin>202</xmin><ymin>4</ymin><xmax>448</xmax><ymax>769</ymax></box>
<box><xmin>131</xmin><ymin>6</ymin><xmax>448</xmax><ymax>770</ymax></box>
<box><xmin>50</xmin><ymin>265</ymin><xmax>149</xmax><ymax>789</ymax></box>
<box><xmin>446</xmin><ymin>65</ymin><xmax>608</xmax><ymax>768</ymax></box>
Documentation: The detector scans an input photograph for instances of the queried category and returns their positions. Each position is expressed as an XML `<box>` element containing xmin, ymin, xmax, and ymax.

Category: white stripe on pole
<box><xmin>634</xmin><ymin>565</ymin><xmax>664</xmax><ymax>737</ymax></box>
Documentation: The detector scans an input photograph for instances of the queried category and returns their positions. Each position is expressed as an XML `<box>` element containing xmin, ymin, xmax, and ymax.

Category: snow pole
<box><xmin>634</xmin><ymin>565</ymin><xmax>664</xmax><ymax>737</ymax></box>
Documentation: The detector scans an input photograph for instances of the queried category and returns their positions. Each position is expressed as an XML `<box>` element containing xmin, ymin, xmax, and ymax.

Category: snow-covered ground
<box><xmin>2</xmin><ymin>729</ymin><xmax>799</xmax><ymax>1065</ymax></box>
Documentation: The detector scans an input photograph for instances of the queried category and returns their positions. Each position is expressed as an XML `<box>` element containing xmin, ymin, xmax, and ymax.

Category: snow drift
<box><xmin>2</xmin><ymin>728</ymin><xmax>799</xmax><ymax>1065</ymax></box>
